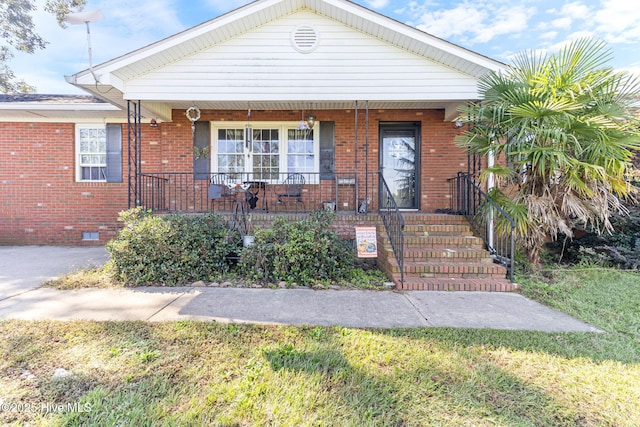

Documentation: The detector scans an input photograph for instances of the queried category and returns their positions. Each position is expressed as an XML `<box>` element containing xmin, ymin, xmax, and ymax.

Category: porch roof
<box><xmin>0</xmin><ymin>94</ymin><xmax>126</xmax><ymax>122</ymax></box>
<box><xmin>66</xmin><ymin>0</ymin><xmax>505</xmax><ymax>122</ymax></box>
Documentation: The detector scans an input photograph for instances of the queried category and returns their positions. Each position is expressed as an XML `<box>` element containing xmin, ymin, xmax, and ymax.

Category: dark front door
<box><xmin>380</xmin><ymin>123</ymin><xmax>420</xmax><ymax>209</ymax></box>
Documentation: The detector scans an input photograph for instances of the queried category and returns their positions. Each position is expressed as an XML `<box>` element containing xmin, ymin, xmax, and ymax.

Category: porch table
<box><xmin>243</xmin><ymin>180</ymin><xmax>268</xmax><ymax>212</ymax></box>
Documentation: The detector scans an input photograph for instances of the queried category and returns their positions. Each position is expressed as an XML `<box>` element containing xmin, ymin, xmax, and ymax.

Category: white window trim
<box><xmin>210</xmin><ymin>121</ymin><xmax>320</xmax><ymax>183</ymax></box>
<box><xmin>75</xmin><ymin>123</ymin><xmax>107</xmax><ymax>182</ymax></box>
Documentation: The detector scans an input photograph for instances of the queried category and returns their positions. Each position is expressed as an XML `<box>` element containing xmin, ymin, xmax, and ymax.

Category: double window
<box><xmin>212</xmin><ymin>122</ymin><xmax>319</xmax><ymax>182</ymax></box>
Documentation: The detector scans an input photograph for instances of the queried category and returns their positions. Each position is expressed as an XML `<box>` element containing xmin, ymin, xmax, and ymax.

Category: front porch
<box><xmin>137</xmin><ymin>170</ymin><xmax>516</xmax><ymax>291</ymax></box>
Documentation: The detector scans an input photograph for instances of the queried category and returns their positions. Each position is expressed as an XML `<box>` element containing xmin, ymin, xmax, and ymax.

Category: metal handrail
<box><xmin>140</xmin><ymin>174</ymin><xmax>169</xmax><ymax>210</ymax></box>
<box><xmin>138</xmin><ymin>172</ymin><xmax>359</xmax><ymax>214</ymax></box>
<box><xmin>378</xmin><ymin>173</ymin><xmax>405</xmax><ymax>286</ymax></box>
<box><xmin>448</xmin><ymin>172</ymin><xmax>515</xmax><ymax>282</ymax></box>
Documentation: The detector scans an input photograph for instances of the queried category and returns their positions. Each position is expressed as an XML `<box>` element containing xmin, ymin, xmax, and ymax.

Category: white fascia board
<box><xmin>0</xmin><ymin>116</ymin><xmax>128</xmax><ymax>123</ymax></box>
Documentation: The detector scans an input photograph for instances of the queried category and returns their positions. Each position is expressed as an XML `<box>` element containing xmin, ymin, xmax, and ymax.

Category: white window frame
<box><xmin>211</xmin><ymin>121</ymin><xmax>320</xmax><ymax>183</ymax></box>
<box><xmin>75</xmin><ymin>123</ymin><xmax>107</xmax><ymax>182</ymax></box>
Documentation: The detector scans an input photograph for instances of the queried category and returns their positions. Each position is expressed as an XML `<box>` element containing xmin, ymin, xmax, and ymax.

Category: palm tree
<box><xmin>457</xmin><ymin>38</ymin><xmax>640</xmax><ymax>264</ymax></box>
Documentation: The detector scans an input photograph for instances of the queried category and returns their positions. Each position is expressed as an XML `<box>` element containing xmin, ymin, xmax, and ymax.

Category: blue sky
<box><xmin>12</xmin><ymin>0</ymin><xmax>640</xmax><ymax>94</ymax></box>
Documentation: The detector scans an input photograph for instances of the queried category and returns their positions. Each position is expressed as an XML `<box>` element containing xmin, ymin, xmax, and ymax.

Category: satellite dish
<box><xmin>65</xmin><ymin>10</ymin><xmax>104</xmax><ymax>83</ymax></box>
<box><xmin>65</xmin><ymin>9</ymin><xmax>104</xmax><ymax>25</ymax></box>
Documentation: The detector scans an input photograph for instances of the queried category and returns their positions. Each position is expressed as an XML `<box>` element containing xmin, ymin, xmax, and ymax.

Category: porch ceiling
<box><xmin>70</xmin><ymin>98</ymin><xmax>467</xmax><ymax>123</ymax></box>
<box><xmin>159</xmin><ymin>100</ymin><xmax>466</xmax><ymax>122</ymax></box>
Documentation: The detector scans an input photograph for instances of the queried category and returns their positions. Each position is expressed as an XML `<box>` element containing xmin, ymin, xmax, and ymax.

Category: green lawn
<box><xmin>1</xmin><ymin>268</ymin><xmax>639</xmax><ymax>426</ymax></box>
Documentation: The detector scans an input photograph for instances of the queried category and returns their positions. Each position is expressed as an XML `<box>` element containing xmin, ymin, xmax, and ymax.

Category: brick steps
<box><xmin>402</xmin><ymin>224</ymin><xmax>474</xmax><ymax>235</ymax></box>
<box><xmin>400</xmin><ymin>277</ymin><xmax>515</xmax><ymax>292</ymax></box>
<box><xmin>400</xmin><ymin>248</ymin><xmax>495</xmax><ymax>262</ymax></box>
<box><xmin>386</xmin><ymin>260</ymin><xmax>506</xmax><ymax>277</ymax></box>
<box><xmin>377</xmin><ymin>214</ymin><xmax>515</xmax><ymax>292</ymax></box>
<box><xmin>399</xmin><ymin>234</ymin><xmax>485</xmax><ymax>248</ymax></box>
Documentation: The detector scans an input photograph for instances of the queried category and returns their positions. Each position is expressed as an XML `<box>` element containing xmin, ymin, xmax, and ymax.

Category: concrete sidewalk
<box><xmin>0</xmin><ymin>246</ymin><xmax>601</xmax><ymax>332</ymax></box>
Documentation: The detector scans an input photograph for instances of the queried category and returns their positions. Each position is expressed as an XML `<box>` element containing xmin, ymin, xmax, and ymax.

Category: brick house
<box><xmin>1</xmin><ymin>0</ymin><xmax>515</xmax><ymax>290</ymax></box>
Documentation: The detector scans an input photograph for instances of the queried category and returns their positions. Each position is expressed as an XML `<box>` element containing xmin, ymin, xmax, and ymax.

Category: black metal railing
<box><xmin>449</xmin><ymin>172</ymin><xmax>515</xmax><ymax>282</ymax></box>
<box><xmin>378</xmin><ymin>173</ymin><xmax>405</xmax><ymax>286</ymax></box>
<box><xmin>139</xmin><ymin>172</ymin><xmax>360</xmax><ymax>214</ymax></box>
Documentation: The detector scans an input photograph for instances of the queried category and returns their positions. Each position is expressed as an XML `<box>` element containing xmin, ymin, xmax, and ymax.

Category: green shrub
<box><xmin>342</xmin><ymin>267</ymin><xmax>387</xmax><ymax>289</ymax></box>
<box><xmin>107</xmin><ymin>208</ymin><xmax>240</xmax><ymax>286</ymax></box>
<box><xmin>239</xmin><ymin>211</ymin><xmax>354</xmax><ymax>284</ymax></box>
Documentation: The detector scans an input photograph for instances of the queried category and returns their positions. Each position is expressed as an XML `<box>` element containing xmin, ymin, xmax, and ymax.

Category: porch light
<box><xmin>149</xmin><ymin>119</ymin><xmax>158</xmax><ymax>128</ymax></box>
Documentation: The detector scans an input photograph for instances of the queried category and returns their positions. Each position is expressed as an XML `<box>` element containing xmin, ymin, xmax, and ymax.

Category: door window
<box><xmin>380</xmin><ymin>124</ymin><xmax>420</xmax><ymax>209</ymax></box>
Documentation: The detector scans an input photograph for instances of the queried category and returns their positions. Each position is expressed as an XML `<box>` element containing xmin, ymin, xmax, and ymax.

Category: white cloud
<box><xmin>550</xmin><ymin>17</ymin><xmax>572</xmax><ymax>29</ymax></box>
<box><xmin>415</xmin><ymin>5</ymin><xmax>486</xmax><ymax>41</ymax></box>
<box><xmin>593</xmin><ymin>0</ymin><xmax>640</xmax><ymax>43</ymax></box>
<box><xmin>543</xmin><ymin>31</ymin><xmax>595</xmax><ymax>52</ymax></box>
<box><xmin>621</xmin><ymin>65</ymin><xmax>640</xmax><ymax>79</ymax></box>
<box><xmin>413</xmin><ymin>2</ymin><xmax>533</xmax><ymax>45</ymax></box>
<box><xmin>561</xmin><ymin>2</ymin><xmax>591</xmax><ymax>20</ymax></box>
<box><xmin>539</xmin><ymin>31</ymin><xmax>558</xmax><ymax>40</ymax></box>
<box><xmin>88</xmin><ymin>0</ymin><xmax>184</xmax><ymax>60</ymax></box>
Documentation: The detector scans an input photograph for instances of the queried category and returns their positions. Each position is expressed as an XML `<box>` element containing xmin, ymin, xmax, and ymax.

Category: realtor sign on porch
<box><xmin>355</xmin><ymin>226</ymin><xmax>378</xmax><ymax>258</ymax></box>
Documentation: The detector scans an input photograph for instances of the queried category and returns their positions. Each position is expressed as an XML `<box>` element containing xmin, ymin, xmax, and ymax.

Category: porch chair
<box><xmin>275</xmin><ymin>173</ymin><xmax>305</xmax><ymax>211</ymax></box>
<box><xmin>208</xmin><ymin>173</ymin><xmax>237</xmax><ymax>211</ymax></box>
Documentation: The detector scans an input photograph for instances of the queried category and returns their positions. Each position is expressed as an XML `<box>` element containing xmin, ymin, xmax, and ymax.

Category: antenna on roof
<box><xmin>65</xmin><ymin>9</ymin><xmax>104</xmax><ymax>84</ymax></box>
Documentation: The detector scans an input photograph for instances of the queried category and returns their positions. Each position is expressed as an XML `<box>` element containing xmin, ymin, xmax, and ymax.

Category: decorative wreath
<box><xmin>186</xmin><ymin>105</ymin><xmax>201</xmax><ymax>122</ymax></box>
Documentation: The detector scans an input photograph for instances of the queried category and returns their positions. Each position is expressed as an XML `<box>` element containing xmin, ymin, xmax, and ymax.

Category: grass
<box><xmin>1</xmin><ymin>267</ymin><xmax>639</xmax><ymax>426</ymax></box>
<box><xmin>43</xmin><ymin>264</ymin><xmax>389</xmax><ymax>291</ymax></box>
<box><xmin>44</xmin><ymin>267</ymin><xmax>118</xmax><ymax>290</ymax></box>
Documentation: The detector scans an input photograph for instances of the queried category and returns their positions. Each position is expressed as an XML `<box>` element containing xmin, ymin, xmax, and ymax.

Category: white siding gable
<box><xmin>122</xmin><ymin>11</ymin><xmax>480</xmax><ymax>102</ymax></box>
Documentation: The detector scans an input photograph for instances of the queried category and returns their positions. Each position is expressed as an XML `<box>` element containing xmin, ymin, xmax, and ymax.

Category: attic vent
<box><xmin>291</xmin><ymin>25</ymin><xmax>319</xmax><ymax>53</ymax></box>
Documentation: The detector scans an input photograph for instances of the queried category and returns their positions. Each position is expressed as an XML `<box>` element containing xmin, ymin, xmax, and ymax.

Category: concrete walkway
<box><xmin>0</xmin><ymin>246</ymin><xmax>601</xmax><ymax>332</ymax></box>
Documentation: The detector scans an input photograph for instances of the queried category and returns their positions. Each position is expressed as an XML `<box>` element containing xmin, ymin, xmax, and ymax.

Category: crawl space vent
<box><xmin>291</xmin><ymin>25</ymin><xmax>319</xmax><ymax>53</ymax></box>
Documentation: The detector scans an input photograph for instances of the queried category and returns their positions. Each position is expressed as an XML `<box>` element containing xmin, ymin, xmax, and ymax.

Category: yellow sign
<box><xmin>355</xmin><ymin>226</ymin><xmax>378</xmax><ymax>258</ymax></box>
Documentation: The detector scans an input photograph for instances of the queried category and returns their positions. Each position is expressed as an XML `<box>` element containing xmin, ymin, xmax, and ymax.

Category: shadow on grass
<box><xmin>263</xmin><ymin>328</ymin><xmax>581</xmax><ymax>426</ymax></box>
<box><xmin>1</xmin><ymin>321</ymin><xmax>636</xmax><ymax>426</ymax></box>
<box><xmin>377</xmin><ymin>326</ymin><xmax>640</xmax><ymax>365</ymax></box>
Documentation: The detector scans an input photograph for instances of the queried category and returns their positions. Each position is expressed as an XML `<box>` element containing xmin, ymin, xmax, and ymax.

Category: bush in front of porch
<box><xmin>107</xmin><ymin>208</ymin><xmax>241</xmax><ymax>286</ymax></box>
<box><xmin>238</xmin><ymin>210</ymin><xmax>354</xmax><ymax>284</ymax></box>
<box><xmin>104</xmin><ymin>208</ymin><xmax>383</xmax><ymax>288</ymax></box>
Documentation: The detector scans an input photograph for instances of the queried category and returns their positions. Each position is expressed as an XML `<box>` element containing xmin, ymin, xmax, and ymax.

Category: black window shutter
<box><xmin>106</xmin><ymin>124</ymin><xmax>122</xmax><ymax>183</ymax></box>
<box><xmin>194</xmin><ymin>121</ymin><xmax>211</xmax><ymax>180</ymax></box>
<box><xmin>319</xmin><ymin>121</ymin><xmax>335</xmax><ymax>180</ymax></box>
